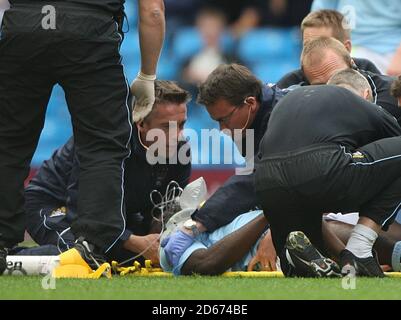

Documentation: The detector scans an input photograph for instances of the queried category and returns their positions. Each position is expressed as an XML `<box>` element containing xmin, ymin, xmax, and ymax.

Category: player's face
<box><xmin>304</xmin><ymin>50</ymin><xmax>349</xmax><ymax>85</ymax></box>
<box><xmin>303</xmin><ymin>27</ymin><xmax>352</xmax><ymax>53</ymax></box>
<box><xmin>140</xmin><ymin>102</ymin><xmax>187</xmax><ymax>158</ymax></box>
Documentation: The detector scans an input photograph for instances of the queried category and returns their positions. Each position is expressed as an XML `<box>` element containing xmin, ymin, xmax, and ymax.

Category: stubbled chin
<box><xmin>158</xmin><ymin>147</ymin><xmax>178</xmax><ymax>160</ymax></box>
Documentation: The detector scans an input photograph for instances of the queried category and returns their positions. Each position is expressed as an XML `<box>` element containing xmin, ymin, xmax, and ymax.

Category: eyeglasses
<box><xmin>216</xmin><ymin>97</ymin><xmax>251</xmax><ymax>126</ymax></box>
<box><xmin>216</xmin><ymin>107</ymin><xmax>238</xmax><ymax>126</ymax></box>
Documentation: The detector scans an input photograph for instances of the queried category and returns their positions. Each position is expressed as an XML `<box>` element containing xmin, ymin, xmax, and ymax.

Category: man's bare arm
<box><xmin>181</xmin><ymin>214</ymin><xmax>268</xmax><ymax>276</ymax></box>
<box><xmin>138</xmin><ymin>0</ymin><xmax>165</xmax><ymax>76</ymax></box>
<box><xmin>124</xmin><ymin>234</ymin><xmax>160</xmax><ymax>264</ymax></box>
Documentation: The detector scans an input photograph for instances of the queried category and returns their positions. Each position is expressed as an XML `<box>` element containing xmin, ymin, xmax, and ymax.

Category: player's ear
<box><xmin>344</xmin><ymin>40</ymin><xmax>352</xmax><ymax>53</ymax></box>
<box><xmin>245</xmin><ymin>96</ymin><xmax>258</xmax><ymax>113</ymax></box>
<box><xmin>364</xmin><ymin>88</ymin><xmax>373</xmax><ymax>102</ymax></box>
<box><xmin>136</xmin><ymin>120</ymin><xmax>145</xmax><ymax>132</ymax></box>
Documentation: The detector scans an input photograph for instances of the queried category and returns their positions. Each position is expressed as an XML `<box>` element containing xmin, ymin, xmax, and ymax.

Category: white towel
<box><xmin>324</xmin><ymin>212</ymin><xmax>359</xmax><ymax>226</ymax></box>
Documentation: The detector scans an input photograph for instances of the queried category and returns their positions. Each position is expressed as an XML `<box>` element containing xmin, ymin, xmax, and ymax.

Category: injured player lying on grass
<box><xmin>159</xmin><ymin>209</ymin><xmax>401</xmax><ymax>277</ymax></box>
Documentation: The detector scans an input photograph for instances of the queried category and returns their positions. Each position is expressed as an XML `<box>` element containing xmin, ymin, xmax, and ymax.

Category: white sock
<box><xmin>391</xmin><ymin>241</ymin><xmax>401</xmax><ymax>272</ymax></box>
<box><xmin>345</xmin><ymin>224</ymin><xmax>378</xmax><ymax>258</ymax></box>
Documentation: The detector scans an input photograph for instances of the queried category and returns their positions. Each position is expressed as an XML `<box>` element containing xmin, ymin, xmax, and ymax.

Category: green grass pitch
<box><xmin>0</xmin><ymin>276</ymin><xmax>400</xmax><ymax>300</ymax></box>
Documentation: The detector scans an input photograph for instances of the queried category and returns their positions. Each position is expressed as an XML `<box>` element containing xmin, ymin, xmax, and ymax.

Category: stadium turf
<box><xmin>0</xmin><ymin>276</ymin><xmax>400</xmax><ymax>300</ymax></box>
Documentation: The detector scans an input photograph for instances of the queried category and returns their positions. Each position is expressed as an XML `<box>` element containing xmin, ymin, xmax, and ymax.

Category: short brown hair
<box><xmin>155</xmin><ymin>80</ymin><xmax>192</xmax><ymax>105</ymax></box>
<box><xmin>140</xmin><ymin>81</ymin><xmax>191</xmax><ymax>122</ymax></box>
<box><xmin>301</xmin><ymin>10</ymin><xmax>351</xmax><ymax>43</ymax></box>
<box><xmin>197</xmin><ymin>64</ymin><xmax>263</xmax><ymax>107</ymax></box>
<box><xmin>301</xmin><ymin>36</ymin><xmax>352</xmax><ymax>69</ymax></box>
<box><xmin>391</xmin><ymin>76</ymin><xmax>401</xmax><ymax>98</ymax></box>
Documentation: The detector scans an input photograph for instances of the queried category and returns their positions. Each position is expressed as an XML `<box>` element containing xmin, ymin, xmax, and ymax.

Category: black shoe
<box><xmin>0</xmin><ymin>248</ymin><xmax>7</xmax><ymax>275</ymax></box>
<box><xmin>340</xmin><ymin>249</ymin><xmax>384</xmax><ymax>278</ymax></box>
<box><xmin>284</xmin><ymin>231</ymin><xmax>341</xmax><ymax>278</ymax></box>
<box><xmin>74</xmin><ymin>237</ymin><xmax>107</xmax><ymax>270</ymax></box>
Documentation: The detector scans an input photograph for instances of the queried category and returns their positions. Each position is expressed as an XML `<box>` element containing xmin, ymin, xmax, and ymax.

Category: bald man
<box><xmin>301</xmin><ymin>37</ymin><xmax>401</xmax><ymax>125</ymax></box>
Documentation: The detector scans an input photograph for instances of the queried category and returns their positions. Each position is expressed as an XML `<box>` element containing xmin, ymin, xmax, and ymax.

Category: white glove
<box><xmin>131</xmin><ymin>72</ymin><xmax>156</xmax><ymax>122</ymax></box>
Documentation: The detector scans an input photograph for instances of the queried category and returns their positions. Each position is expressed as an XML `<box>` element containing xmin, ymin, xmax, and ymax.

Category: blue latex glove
<box><xmin>161</xmin><ymin>230</ymin><xmax>195</xmax><ymax>268</ymax></box>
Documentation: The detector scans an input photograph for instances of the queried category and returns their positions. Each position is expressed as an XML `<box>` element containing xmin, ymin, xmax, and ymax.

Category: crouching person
<box><xmin>19</xmin><ymin>81</ymin><xmax>192</xmax><ymax>265</ymax></box>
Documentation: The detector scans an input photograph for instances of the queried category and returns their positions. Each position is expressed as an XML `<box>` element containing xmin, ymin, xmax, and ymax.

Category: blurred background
<box><xmin>28</xmin><ymin>0</ymin><xmax>313</xmax><ymax>193</ymax></box>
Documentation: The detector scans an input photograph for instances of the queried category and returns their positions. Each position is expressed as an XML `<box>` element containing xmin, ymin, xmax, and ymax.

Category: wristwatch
<box><xmin>183</xmin><ymin>219</ymin><xmax>201</xmax><ymax>237</ymax></box>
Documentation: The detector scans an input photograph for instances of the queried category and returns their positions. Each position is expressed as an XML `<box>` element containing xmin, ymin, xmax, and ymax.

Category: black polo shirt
<box><xmin>260</xmin><ymin>85</ymin><xmax>401</xmax><ymax>156</ymax></box>
<box><xmin>276</xmin><ymin>59</ymin><xmax>401</xmax><ymax>124</ymax></box>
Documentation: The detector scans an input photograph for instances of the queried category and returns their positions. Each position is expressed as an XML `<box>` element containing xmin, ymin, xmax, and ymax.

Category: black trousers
<box><xmin>0</xmin><ymin>2</ymin><xmax>132</xmax><ymax>251</ymax></box>
<box><xmin>254</xmin><ymin>137</ymin><xmax>401</xmax><ymax>273</ymax></box>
